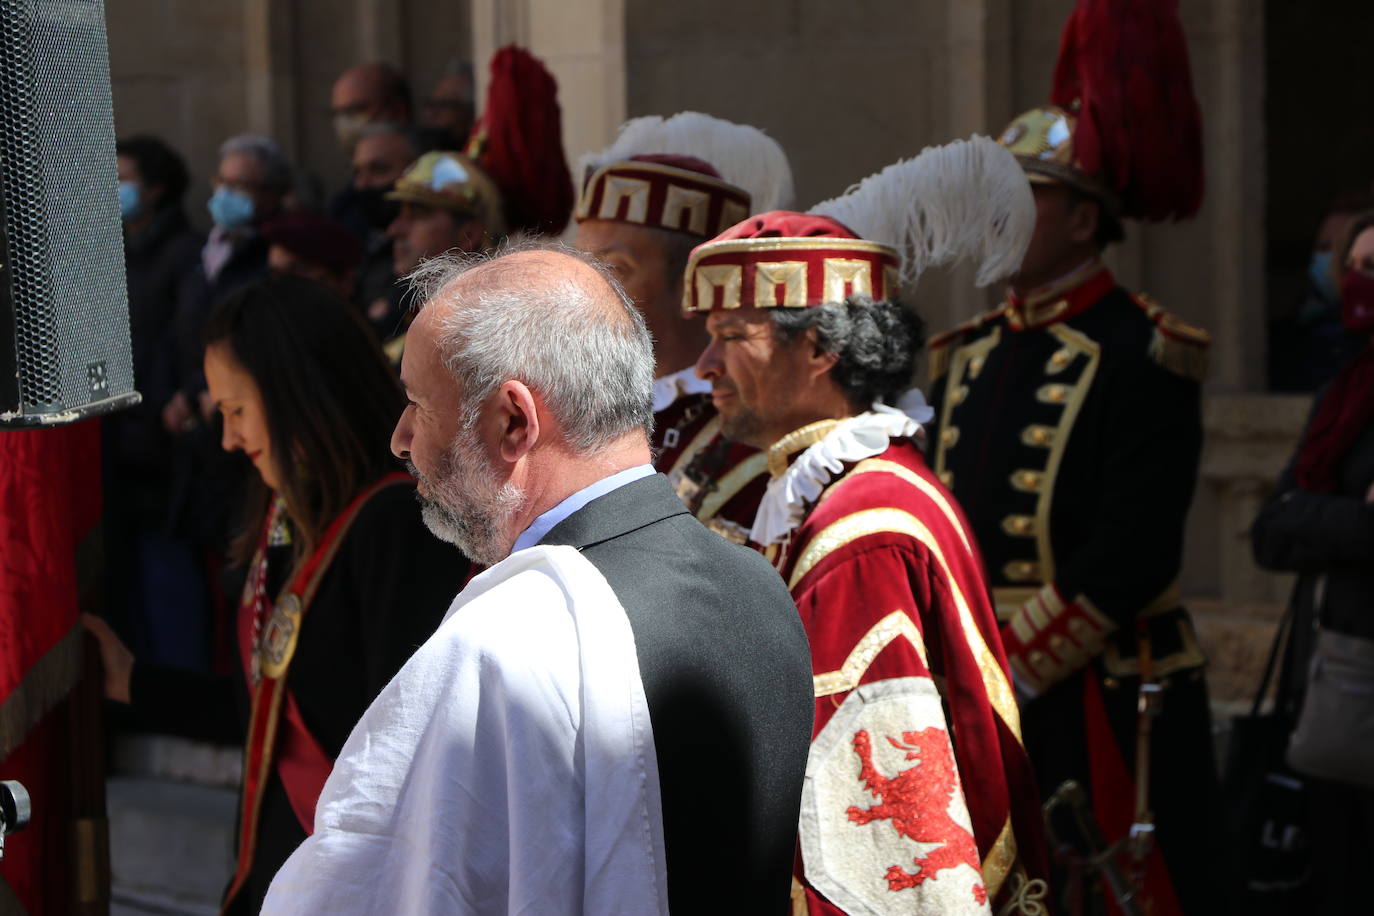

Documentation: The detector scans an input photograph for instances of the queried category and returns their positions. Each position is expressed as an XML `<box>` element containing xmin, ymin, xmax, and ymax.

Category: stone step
<box><xmin>107</xmin><ymin>735</ymin><xmax>239</xmax><ymax>914</ymax></box>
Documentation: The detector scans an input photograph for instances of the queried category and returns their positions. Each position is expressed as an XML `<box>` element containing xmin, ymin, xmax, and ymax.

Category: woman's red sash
<box><xmin>221</xmin><ymin>472</ymin><xmax>411</xmax><ymax>913</ymax></box>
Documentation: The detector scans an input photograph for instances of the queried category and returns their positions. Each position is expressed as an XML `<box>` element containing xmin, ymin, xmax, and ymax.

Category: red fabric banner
<box><xmin>0</xmin><ymin>421</ymin><xmax>103</xmax><ymax>912</ymax></box>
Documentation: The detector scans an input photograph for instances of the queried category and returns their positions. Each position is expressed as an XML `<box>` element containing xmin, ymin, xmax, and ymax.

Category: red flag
<box><xmin>0</xmin><ymin>421</ymin><xmax>102</xmax><ymax>911</ymax></box>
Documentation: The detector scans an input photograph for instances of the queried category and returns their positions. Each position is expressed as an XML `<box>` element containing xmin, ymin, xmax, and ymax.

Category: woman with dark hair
<box><xmin>1251</xmin><ymin>209</ymin><xmax>1374</xmax><ymax>909</ymax></box>
<box><xmin>85</xmin><ymin>276</ymin><xmax>468</xmax><ymax>915</ymax></box>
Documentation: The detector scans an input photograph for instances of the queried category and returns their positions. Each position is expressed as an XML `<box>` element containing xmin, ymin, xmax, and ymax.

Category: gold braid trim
<box><xmin>788</xmin><ymin>507</ymin><xmax>1023</xmax><ymax>742</ymax></box>
<box><xmin>0</xmin><ymin>625</ymin><xmax>82</xmax><ymax>760</ymax></box>
<box><xmin>767</xmin><ymin>418</ymin><xmax>842</xmax><ymax>478</ymax></box>
<box><xmin>812</xmin><ymin>610</ymin><xmax>928</xmax><ymax>697</ymax></box>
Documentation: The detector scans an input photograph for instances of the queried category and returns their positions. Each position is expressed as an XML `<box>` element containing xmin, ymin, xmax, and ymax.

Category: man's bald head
<box><xmin>409</xmin><ymin>238</ymin><xmax>655</xmax><ymax>455</ymax></box>
<box><xmin>331</xmin><ymin>61</ymin><xmax>413</xmax><ymax>127</ymax></box>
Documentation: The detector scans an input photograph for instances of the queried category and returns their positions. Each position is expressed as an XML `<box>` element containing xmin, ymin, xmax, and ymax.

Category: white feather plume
<box><xmin>809</xmin><ymin>135</ymin><xmax>1034</xmax><ymax>289</ymax></box>
<box><xmin>579</xmin><ymin>111</ymin><xmax>795</xmax><ymax>213</ymax></box>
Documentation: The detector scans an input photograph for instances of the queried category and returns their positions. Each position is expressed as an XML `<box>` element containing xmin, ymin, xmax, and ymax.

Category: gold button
<box><xmin>968</xmin><ymin>355</ymin><xmax>986</xmax><ymax>378</ymax></box>
<box><xmin>1004</xmin><ymin>560</ymin><xmax>1041</xmax><ymax>582</ymax></box>
<box><xmin>1037</xmin><ymin>383</ymin><xmax>1070</xmax><ymax>404</ymax></box>
<box><xmin>1010</xmin><ymin>469</ymin><xmax>1042</xmax><ymax>493</ymax></box>
<box><xmin>1045</xmin><ymin>347</ymin><xmax>1074</xmax><ymax>374</ymax></box>
<box><xmin>1021</xmin><ymin>425</ymin><xmax>1054</xmax><ymax>448</ymax></box>
<box><xmin>951</xmin><ymin>385</ymin><xmax>969</xmax><ymax>406</ymax></box>
<box><xmin>1001</xmin><ymin>514</ymin><xmax>1036</xmax><ymax>537</ymax></box>
<box><xmin>938</xmin><ymin>470</ymin><xmax>954</xmax><ymax>488</ymax></box>
<box><xmin>941</xmin><ymin>427</ymin><xmax>960</xmax><ymax>448</ymax></box>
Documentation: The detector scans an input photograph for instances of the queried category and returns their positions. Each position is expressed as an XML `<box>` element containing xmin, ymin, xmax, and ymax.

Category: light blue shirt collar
<box><xmin>511</xmin><ymin>464</ymin><xmax>656</xmax><ymax>554</ymax></box>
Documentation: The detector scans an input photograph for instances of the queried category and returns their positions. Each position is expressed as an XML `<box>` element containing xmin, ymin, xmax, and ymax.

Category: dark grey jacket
<box><xmin>543</xmin><ymin>472</ymin><xmax>814</xmax><ymax>916</ymax></box>
<box><xmin>1252</xmin><ymin>386</ymin><xmax>1374</xmax><ymax>679</ymax></box>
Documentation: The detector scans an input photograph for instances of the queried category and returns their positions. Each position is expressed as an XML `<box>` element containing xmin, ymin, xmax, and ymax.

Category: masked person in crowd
<box><xmin>1269</xmin><ymin>190</ymin><xmax>1374</xmax><ymax>392</ymax></box>
<box><xmin>106</xmin><ymin>135</ymin><xmax>207</xmax><ymax>669</ymax></box>
<box><xmin>329</xmin><ymin>61</ymin><xmax>412</xmax><ymax>153</ymax></box>
<box><xmin>84</xmin><ymin>275</ymin><xmax>468</xmax><ymax>916</ymax></box>
<box><xmin>1252</xmin><ymin>209</ymin><xmax>1374</xmax><ymax>911</ymax></box>
<box><xmin>420</xmin><ymin>62</ymin><xmax>475</xmax><ymax>150</ymax></box>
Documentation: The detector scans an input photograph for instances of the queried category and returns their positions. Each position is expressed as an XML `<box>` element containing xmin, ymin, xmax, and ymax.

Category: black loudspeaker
<box><xmin>0</xmin><ymin>0</ymin><xmax>137</xmax><ymax>427</ymax></box>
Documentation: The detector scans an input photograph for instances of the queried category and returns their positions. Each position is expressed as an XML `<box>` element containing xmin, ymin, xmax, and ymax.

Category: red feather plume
<box><xmin>1050</xmin><ymin>0</ymin><xmax>1204</xmax><ymax>222</ymax></box>
<box><xmin>466</xmin><ymin>45</ymin><xmax>574</xmax><ymax>235</ymax></box>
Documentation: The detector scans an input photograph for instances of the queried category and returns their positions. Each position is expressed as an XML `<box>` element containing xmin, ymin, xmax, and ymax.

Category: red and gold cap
<box><xmin>682</xmin><ymin>211</ymin><xmax>899</xmax><ymax>314</ymax></box>
<box><xmin>574</xmin><ymin>154</ymin><xmax>751</xmax><ymax>239</ymax></box>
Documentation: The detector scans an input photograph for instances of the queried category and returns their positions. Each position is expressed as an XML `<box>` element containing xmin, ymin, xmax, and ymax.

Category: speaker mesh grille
<box><xmin>0</xmin><ymin>0</ymin><xmax>131</xmax><ymax>414</ymax></box>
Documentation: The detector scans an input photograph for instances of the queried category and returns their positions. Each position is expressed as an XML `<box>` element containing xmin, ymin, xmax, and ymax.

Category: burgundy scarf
<box><xmin>1295</xmin><ymin>342</ymin><xmax>1374</xmax><ymax>493</ymax></box>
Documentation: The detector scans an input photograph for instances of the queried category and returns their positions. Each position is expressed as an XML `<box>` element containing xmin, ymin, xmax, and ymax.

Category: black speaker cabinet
<box><xmin>0</xmin><ymin>0</ymin><xmax>137</xmax><ymax>427</ymax></box>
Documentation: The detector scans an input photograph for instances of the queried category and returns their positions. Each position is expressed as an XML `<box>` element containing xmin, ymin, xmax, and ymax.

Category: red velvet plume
<box><xmin>466</xmin><ymin>45</ymin><xmax>574</xmax><ymax>235</ymax></box>
<box><xmin>1051</xmin><ymin>0</ymin><xmax>1204</xmax><ymax>222</ymax></box>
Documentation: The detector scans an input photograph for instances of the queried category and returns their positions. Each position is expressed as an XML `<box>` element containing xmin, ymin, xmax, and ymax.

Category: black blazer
<box><xmin>544</xmin><ymin>473</ymin><xmax>813</xmax><ymax>915</ymax></box>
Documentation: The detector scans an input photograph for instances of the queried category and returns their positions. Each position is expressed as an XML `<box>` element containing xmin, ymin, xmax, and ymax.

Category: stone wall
<box><xmin>107</xmin><ymin>0</ymin><xmax>472</xmax><ymax>223</ymax></box>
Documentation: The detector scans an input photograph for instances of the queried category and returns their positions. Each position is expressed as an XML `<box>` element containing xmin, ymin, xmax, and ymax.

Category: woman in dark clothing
<box><xmin>85</xmin><ymin>276</ymin><xmax>469</xmax><ymax>915</ymax></box>
<box><xmin>106</xmin><ymin>135</ymin><xmax>209</xmax><ymax>667</ymax></box>
<box><xmin>1252</xmin><ymin>208</ymin><xmax>1374</xmax><ymax>911</ymax></box>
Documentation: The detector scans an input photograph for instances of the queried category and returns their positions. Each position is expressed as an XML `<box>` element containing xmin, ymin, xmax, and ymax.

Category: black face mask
<box><xmin>355</xmin><ymin>186</ymin><xmax>400</xmax><ymax>230</ymax></box>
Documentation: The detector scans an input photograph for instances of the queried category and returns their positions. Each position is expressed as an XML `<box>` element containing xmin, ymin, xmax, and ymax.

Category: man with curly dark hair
<box><xmin>684</xmin><ymin>200</ymin><xmax>1051</xmax><ymax>915</ymax></box>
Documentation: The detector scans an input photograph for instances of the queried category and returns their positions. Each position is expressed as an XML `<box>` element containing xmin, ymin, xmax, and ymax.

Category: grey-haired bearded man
<box><xmin>261</xmin><ymin>238</ymin><xmax>813</xmax><ymax>915</ymax></box>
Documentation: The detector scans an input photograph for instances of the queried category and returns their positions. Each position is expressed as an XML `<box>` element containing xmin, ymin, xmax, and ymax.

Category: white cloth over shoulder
<box><xmin>751</xmin><ymin>401</ymin><xmax>925</xmax><ymax>547</ymax></box>
<box><xmin>261</xmin><ymin>545</ymin><xmax>669</xmax><ymax>915</ymax></box>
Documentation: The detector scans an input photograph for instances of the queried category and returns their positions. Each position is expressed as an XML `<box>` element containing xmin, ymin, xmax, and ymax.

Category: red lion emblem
<box><xmin>847</xmin><ymin>727</ymin><xmax>987</xmax><ymax>903</ymax></box>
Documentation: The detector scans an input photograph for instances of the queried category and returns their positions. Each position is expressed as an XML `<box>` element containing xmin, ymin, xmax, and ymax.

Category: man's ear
<box><xmin>493</xmin><ymin>380</ymin><xmax>541</xmax><ymax>463</ymax></box>
<box><xmin>1066</xmin><ymin>197</ymin><xmax>1101</xmax><ymax>247</ymax></box>
<box><xmin>804</xmin><ymin>327</ymin><xmax>839</xmax><ymax>382</ymax></box>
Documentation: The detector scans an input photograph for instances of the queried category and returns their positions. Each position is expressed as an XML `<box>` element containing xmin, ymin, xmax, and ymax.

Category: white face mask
<box><xmin>333</xmin><ymin>112</ymin><xmax>369</xmax><ymax>151</ymax></box>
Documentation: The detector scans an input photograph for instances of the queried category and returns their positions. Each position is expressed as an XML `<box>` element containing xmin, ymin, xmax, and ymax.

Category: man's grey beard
<box><xmin>408</xmin><ymin>427</ymin><xmax>525</xmax><ymax>566</ymax></box>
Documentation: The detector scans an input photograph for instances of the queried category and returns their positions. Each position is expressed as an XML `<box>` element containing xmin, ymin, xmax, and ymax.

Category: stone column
<box><xmin>241</xmin><ymin>0</ymin><xmax>298</xmax><ymax>155</ymax></box>
<box><xmin>470</xmin><ymin>0</ymin><xmax>626</xmax><ymax>178</ymax></box>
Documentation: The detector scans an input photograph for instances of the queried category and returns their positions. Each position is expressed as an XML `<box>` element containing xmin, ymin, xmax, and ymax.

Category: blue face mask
<box><xmin>118</xmin><ymin>181</ymin><xmax>142</xmax><ymax>222</ymax></box>
<box><xmin>208</xmin><ymin>186</ymin><xmax>255</xmax><ymax>231</ymax></box>
<box><xmin>1309</xmin><ymin>250</ymin><xmax>1340</xmax><ymax>303</ymax></box>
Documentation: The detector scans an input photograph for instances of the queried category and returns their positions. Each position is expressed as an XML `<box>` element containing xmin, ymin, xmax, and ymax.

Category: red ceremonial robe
<box><xmin>756</xmin><ymin>424</ymin><xmax>1049</xmax><ymax>915</ymax></box>
<box><xmin>652</xmin><ymin>390</ymin><xmax>768</xmax><ymax>545</ymax></box>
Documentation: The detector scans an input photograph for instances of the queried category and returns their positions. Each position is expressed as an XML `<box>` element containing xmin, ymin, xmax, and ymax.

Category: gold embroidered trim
<box><xmin>934</xmin><ymin>327</ymin><xmax>1001</xmax><ymax>477</ymax></box>
<box><xmin>695</xmin><ymin>451</ymin><xmax>768</xmax><ymax>525</ymax></box>
<box><xmin>982</xmin><ymin>817</ymin><xmax>1018</xmax><ymax>904</ymax></box>
<box><xmin>994</xmin><ymin>586</ymin><xmax>1038</xmax><ymax>623</ymax></box>
<box><xmin>1033</xmin><ymin>325</ymin><xmax>1101</xmax><ymax>583</ymax></box>
<box><xmin>767</xmin><ymin>418</ymin><xmax>842</xmax><ymax>478</ymax></box>
<box><xmin>788</xmin><ymin>507</ymin><xmax>1023</xmax><ymax>741</ymax></box>
<box><xmin>812</xmin><ymin>610</ymin><xmax>928</xmax><ymax>697</ymax></box>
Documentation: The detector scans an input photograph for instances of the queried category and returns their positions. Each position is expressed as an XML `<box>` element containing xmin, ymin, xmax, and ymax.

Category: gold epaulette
<box><xmin>1132</xmin><ymin>293</ymin><xmax>1209</xmax><ymax>382</ymax></box>
<box><xmin>926</xmin><ymin>307</ymin><xmax>1005</xmax><ymax>385</ymax></box>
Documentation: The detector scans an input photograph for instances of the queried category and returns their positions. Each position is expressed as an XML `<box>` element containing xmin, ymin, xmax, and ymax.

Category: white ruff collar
<box><xmin>651</xmin><ymin>366</ymin><xmax>712</xmax><ymax>413</ymax></box>
<box><xmin>751</xmin><ymin>396</ymin><xmax>931</xmax><ymax>547</ymax></box>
